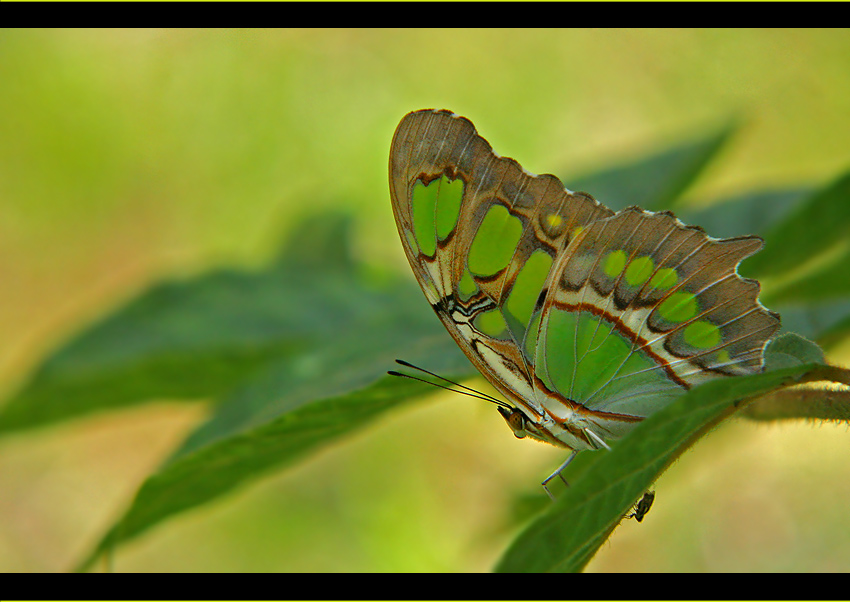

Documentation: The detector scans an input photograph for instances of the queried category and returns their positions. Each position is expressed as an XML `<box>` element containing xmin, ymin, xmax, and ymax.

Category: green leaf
<box><xmin>565</xmin><ymin>121</ymin><xmax>736</xmax><ymax>211</ymax></box>
<box><xmin>748</xmin><ymin>173</ymin><xmax>850</xmax><ymax>310</ymax></box>
<box><xmin>679</xmin><ymin>187</ymin><xmax>810</xmax><ymax>241</ymax></box>
<box><xmin>817</xmin><ymin>309</ymin><xmax>850</xmax><ymax>348</ymax></box>
<box><xmin>74</xmin><ymin>332</ymin><xmax>469</xmax><ymax>573</ymax></box>
<box><xmin>739</xmin><ymin>384</ymin><xmax>850</xmax><ymax>423</ymax></box>
<box><xmin>765</xmin><ymin>300</ymin><xmax>850</xmax><ymax>349</ymax></box>
<box><xmin>273</xmin><ymin>212</ymin><xmax>356</xmax><ymax>272</ymax></box>
<box><xmin>59</xmin><ymin>212</ymin><xmax>477</xmax><ymax>571</ymax></box>
<box><xmin>744</xmin><ymin>170</ymin><xmax>850</xmax><ymax>278</ymax></box>
<box><xmin>762</xmin><ymin>332</ymin><xmax>826</xmax><ymax>371</ymax></box>
<box><xmin>0</xmin><ymin>214</ymin><xmax>425</xmax><ymax>434</ymax></box>
<box><xmin>494</xmin><ymin>361</ymin><xmax>820</xmax><ymax>573</ymax></box>
<box><xmin>172</xmin><ymin>327</ymin><xmax>468</xmax><ymax>463</ymax></box>
<box><xmin>742</xmin><ymin>335</ymin><xmax>850</xmax><ymax>423</ymax></box>
<box><xmin>763</xmin><ymin>244</ymin><xmax>850</xmax><ymax>304</ymax></box>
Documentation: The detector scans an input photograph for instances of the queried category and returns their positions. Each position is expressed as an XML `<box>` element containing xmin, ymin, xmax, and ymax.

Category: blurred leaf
<box><xmin>743</xmin><ymin>335</ymin><xmax>850</xmax><ymax>423</ymax></box>
<box><xmin>565</xmin><ymin>121</ymin><xmax>736</xmax><ymax>211</ymax></box>
<box><xmin>29</xmin><ymin>211</ymin><xmax>474</xmax><ymax>572</ymax></box>
<box><xmin>763</xmin><ymin>243</ymin><xmax>850</xmax><ymax>305</ymax></box>
<box><xmin>273</xmin><ymin>212</ymin><xmax>356</xmax><ymax>272</ymax></box>
<box><xmin>679</xmin><ymin>187</ymin><xmax>810</xmax><ymax>241</ymax></box>
<box><xmin>53</xmin><ymin>212</ymin><xmax>476</xmax><ymax>571</ymax></box>
<box><xmin>771</xmin><ymin>299</ymin><xmax>850</xmax><ymax>348</ymax></box>
<box><xmin>817</xmin><ymin>310</ymin><xmax>850</xmax><ymax>349</ymax></box>
<box><xmin>744</xmin><ymin>170</ymin><xmax>850</xmax><ymax>278</ymax></box>
<box><xmin>737</xmin><ymin>333</ymin><xmax>850</xmax><ymax>422</ymax></box>
<box><xmin>74</xmin><ymin>333</ymin><xmax>468</xmax><ymax>573</ymax></box>
<box><xmin>495</xmin><ymin>359</ymin><xmax>824</xmax><ymax>573</ymax></box>
<box><xmin>0</xmin><ymin>213</ymin><xmax>444</xmax><ymax>434</ymax></box>
<box><xmin>740</xmin><ymin>384</ymin><xmax>850</xmax><ymax>423</ymax></box>
<box><xmin>172</xmin><ymin>323</ymin><xmax>468</xmax><ymax>462</ymax></box>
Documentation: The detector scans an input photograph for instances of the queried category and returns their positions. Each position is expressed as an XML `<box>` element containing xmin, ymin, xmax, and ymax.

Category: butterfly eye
<box><xmin>497</xmin><ymin>407</ymin><xmax>527</xmax><ymax>439</ymax></box>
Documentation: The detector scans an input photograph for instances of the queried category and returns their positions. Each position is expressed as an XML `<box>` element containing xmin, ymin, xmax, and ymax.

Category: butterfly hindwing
<box><xmin>528</xmin><ymin>207</ymin><xmax>780</xmax><ymax>445</ymax></box>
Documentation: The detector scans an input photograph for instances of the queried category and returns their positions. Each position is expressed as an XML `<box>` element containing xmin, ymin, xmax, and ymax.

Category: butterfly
<box><xmin>389</xmin><ymin>109</ymin><xmax>780</xmax><ymax>495</ymax></box>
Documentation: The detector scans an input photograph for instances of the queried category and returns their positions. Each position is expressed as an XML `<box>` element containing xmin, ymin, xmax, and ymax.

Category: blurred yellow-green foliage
<box><xmin>1</xmin><ymin>29</ymin><xmax>850</xmax><ymax>572</ymax></box>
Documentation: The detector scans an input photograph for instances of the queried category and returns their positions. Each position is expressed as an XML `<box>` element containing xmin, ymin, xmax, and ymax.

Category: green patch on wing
<box><xmin>468</xmin><ymin>204</ymin><xmax>523</xmax><ymax>276</ymax></box>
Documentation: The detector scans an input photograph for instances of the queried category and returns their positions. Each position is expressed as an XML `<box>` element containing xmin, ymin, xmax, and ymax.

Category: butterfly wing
<box><xmin>389</xmin><ymin>109</ymin><xmax>612</xmax><ymax>440</ymax></box>
<box><xmin>390</xmin><ymin>109</ymin><xmax>780</xmax><ymax>452</ymax></box>
<box><xmin>526</xmin><ymin>206</ymin><xmax>781</xmax><ymax>448</ymax></box>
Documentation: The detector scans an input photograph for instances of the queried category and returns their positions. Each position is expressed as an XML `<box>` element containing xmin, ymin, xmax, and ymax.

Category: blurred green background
<box><xmin>1</xmin><ymin>29</ymin><xmax>850</xmax><ymax>572</ymax></box>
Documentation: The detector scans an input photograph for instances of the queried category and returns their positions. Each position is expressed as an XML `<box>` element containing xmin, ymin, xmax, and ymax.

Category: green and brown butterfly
<box><xmin>389</xmin><ymin>109</ymin><xmax>780</xmax><ymax>496</ymax></box>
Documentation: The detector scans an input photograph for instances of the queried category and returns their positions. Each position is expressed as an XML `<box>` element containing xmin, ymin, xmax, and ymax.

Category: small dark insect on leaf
<box><xmin>627</xmin><ymin>490</ymin><xmax>656</xmax><ymax>523</ymax></box>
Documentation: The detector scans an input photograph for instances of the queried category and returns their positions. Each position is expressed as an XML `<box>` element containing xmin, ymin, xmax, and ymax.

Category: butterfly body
<box><xmin>390</xmin><ymin>109</ymin><xmax>779</xmax><ymax>460</ymax></box>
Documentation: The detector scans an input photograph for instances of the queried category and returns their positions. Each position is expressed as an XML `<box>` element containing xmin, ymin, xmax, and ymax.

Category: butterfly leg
<box><xmin>542</xmin><ymin>450</ymin><xmax>578</xmax><ymax>501</ymax></box>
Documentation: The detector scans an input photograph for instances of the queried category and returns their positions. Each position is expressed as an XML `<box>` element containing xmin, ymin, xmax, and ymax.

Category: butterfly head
<box><xmin>497</xmin><ymin>406</ymin><xmax>528</xmax><ymax>439</ymax></box>
<box><xmin>496</xmin><ymin>405</ymin><xmax>567</xmax><ymax>448</ymax></box>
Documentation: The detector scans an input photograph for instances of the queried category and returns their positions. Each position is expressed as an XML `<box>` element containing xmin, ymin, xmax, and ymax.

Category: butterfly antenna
<box><xmin>387</xmin><ymin>370</ymin><xmax>508</xmax><ymax>406</ymax></box>
<box><xmin>389</xmin><ymin>359</ymin><xmax>511</xmax><ymax>409</ymax></box>
<box><xmin>393</xmin><ymin>359</ymin><xmax>508</xmax><ymax>405</ymax></box>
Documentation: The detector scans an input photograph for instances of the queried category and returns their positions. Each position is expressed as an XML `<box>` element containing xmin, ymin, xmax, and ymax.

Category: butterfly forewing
<box><xmin>390</xmin><ymin>110</ymin><xmax>613</xmax><ymax>433</ymax></box>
